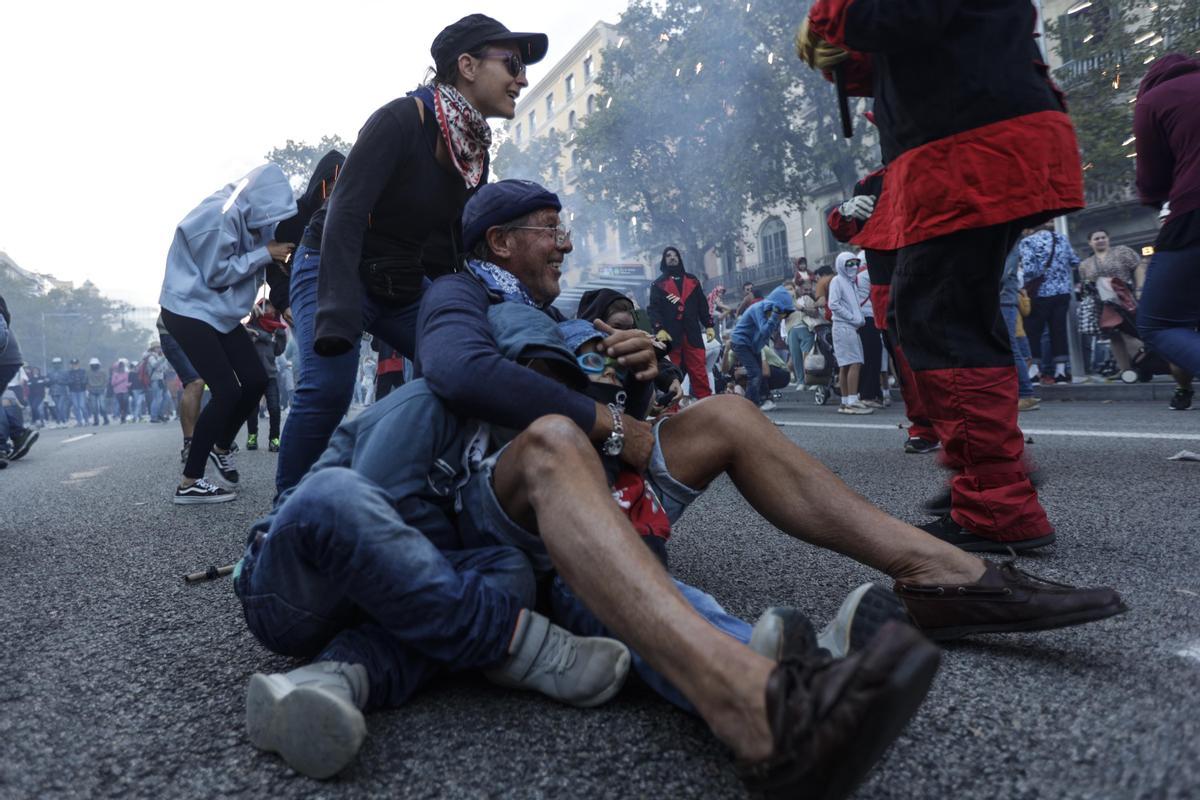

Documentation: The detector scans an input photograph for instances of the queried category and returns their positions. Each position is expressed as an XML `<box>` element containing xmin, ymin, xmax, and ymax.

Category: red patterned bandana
<box><xmin>433</xmin><ymin>84</ymin><xmax>492</xmax><ymax>189</ymax></box>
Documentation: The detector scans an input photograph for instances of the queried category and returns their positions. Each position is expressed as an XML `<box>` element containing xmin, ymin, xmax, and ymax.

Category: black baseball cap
<box><xmin>431</xmin><ymin>14</ymin><xmax>549</xmax><ymax>74</ymax></box>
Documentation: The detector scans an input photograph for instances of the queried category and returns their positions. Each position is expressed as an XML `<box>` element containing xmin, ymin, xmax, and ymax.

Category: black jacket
<box><xmin>266</xmin><ymin>150</ymin><xmax>346</xmax><ymax>312</ymax></box>
<box><xmin>648</xmin><ymin>250</ymin><xmax>712</xmax><ymax>348</ymax></box>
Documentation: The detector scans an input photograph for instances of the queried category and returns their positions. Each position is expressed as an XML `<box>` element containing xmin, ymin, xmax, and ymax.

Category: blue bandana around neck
<box><xmin>468</xmin><ymin>259</ymin><xmax>542</xmax><ymax>308</ymax></box>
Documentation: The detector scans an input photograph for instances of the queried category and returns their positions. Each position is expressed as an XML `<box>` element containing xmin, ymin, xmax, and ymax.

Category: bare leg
<box><xmin>845</xmin><ymin>363</ymin><xmax>862</xmax><ymax>396</ymax></box>
<box><xmin>179</xmin><ymin>379</ymin><xmax>204</xmax><ymax>439</ymax></box>
<box><xmin>658</xmin><ymin>396</ymin><xmax>986</xmax><ymax>586</ymax></box>
<box><xmin>1109</xmin><ymin>333</ymin><xmax>1141</xmax><ymax>372</ymax></box>
<box><xmin>492</xmin><ymin>416</ymin><xmax>775</xmax><ymax>762</ymax></box>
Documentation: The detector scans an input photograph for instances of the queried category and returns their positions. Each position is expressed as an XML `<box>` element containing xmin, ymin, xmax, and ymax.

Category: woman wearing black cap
<box><xmin>276</xmin><ymin>14</ymin><xmax>548</xmax><ymax>496</ymax></box>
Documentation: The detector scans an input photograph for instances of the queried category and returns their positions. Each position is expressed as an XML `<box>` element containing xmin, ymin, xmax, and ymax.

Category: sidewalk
<box><xmin>775</xmin><ymin>375</ymin><xmax>1180</xmax><ymax>405</ymax></box>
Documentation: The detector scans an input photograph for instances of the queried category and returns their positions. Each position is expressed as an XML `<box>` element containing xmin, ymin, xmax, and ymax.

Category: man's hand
<box><xmin>795</xmin><ymin>16</ymin><xmax>849</xmax><ymax>70</ymax></box>
<box><xmin>621</xmin><ymin>416</ymin><xmax>654</xmax><ymax>473</ymax></box>
<box><xmin>839</xmin><ymin>195</ymin><xmax>876</xmax><ymax>221</ymax></box>
<box><xmin>595</xmin><ymin>320</ymin><xmax>659</xmax><ymax>381</ymax></box>
<box><xmin>267</xmin><ymin>240</ymin><xmax>296</xmax><ymax>262</ymax></box>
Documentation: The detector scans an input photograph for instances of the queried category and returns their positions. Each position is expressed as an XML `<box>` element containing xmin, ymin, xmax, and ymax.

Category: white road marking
<box><xmin>773</xmin><ymin>420</ymin><xmax>1200</xmax><ymax>442</ymax></box>
<box><xmin>1175</xmin><ymin>642</ymin><xmax>1200</xmax><ymax>663</ymax></box>
<box><xmin>62</xmin><ymin>434</ymin><xmax>95</xmax><ymax>444</ymax></box>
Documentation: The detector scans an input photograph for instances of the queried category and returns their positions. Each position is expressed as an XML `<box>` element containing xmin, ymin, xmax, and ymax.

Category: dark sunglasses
<box><xmin>479</xmin><ymin>49</ymin><xmax>525</xmax><ymax>78</ymax></box>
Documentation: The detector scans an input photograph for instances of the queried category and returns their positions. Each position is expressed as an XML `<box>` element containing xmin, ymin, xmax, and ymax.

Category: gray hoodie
<box><xmin>828</xmin><ymin>252</ymin><xmax>865</xmax><ymax>328</ymax></box>
<box><xmin>159</xmin><ymin>164</ymin><xmax>296</xmax><ymax>333</ymax></box>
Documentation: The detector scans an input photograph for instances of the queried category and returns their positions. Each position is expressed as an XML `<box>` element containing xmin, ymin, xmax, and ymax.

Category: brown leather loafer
<box><xmin>895</xmin><ymin>561</ymin><xmax>1128</xmax><ymax>641</ymax></box>
<box><xmin>737</xmin><ymin>621</ymin><xmax>940</xmax><ymax>800</ymax></box>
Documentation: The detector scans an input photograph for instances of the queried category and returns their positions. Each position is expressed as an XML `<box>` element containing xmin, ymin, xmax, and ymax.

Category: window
<box><xmin>565</xmin><ymin>73</ymin><xmax>576</xmax><ymax>99</ymax></box>
<box><xmin>1056</xmin><ymin>5</ymin><xmax>1113</xmax><ymax>63</ymax></box>
<box><xmin>759</xmin><ymin>217</ymin><xmax>789</xmax><ymax>270</ymax></box>
<box><xmin>568</xmin><ymin>110</ymin><xmax>577</xmax><ymax>129</ymax></box>
<box><xmin>528</xmin><ymin>110</ymin><xmax>537</xmax><ymax>131</ymax></box>
<box><xmin>721</xmin><ymin>242</ymin><xmax>738</xmax><ymax>276</ymax></box>
<box><xmin>587</xmin><ymin>95</ymin><xmax>596</xmax><ymax>114</ymax></box>
<box><xmin>546</xmin><ymin>93</ymin><xmax>555</xmax><ymax>117</ymax></box>
<box><xmin>515</xmin><ymin>123</ymin><xmax>523</xmax><ymax>143</ymax></box>
<box><xmin>583</xmin><ymin>56</ymin><xmax>594</xmax><ymax>82</ymax></box>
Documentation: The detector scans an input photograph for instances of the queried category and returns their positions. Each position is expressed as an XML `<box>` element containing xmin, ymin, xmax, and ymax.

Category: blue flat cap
<box><xmin>463</xmin><ymin>179</ymin><xmax>561</xmax><ymax>252</ymax></box>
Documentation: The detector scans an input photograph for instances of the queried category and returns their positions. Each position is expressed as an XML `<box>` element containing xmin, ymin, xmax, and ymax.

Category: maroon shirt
<box><xmin>1135</xmin><ymin>56</ymin><xmax>1200</xmax><ymax>228</ymax></box>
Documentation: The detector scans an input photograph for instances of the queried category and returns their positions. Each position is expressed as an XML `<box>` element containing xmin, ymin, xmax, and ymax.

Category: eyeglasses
<box><xmin>479</xmin><ymin>49</ymin><xmax>525</xmax><ymax>78</ymax></box>
<box><xmin>576</xmin><ymin>352</ymin><xmax>626</xmax><ymax>380</ymax></box>
<box><xmin>508</xmin><ymin>224</ymin><xmax>572</xmax><ymax>248</ymax></box>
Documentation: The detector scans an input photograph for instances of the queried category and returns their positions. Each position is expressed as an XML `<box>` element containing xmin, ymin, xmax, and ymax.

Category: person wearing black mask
<box><xmin>648</xmin><ymin>247</ymin><xmax>715</xmax><ymax>399</ymax></box>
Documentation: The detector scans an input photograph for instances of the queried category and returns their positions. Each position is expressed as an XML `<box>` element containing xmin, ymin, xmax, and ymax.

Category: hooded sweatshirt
<box><xmin>648</xmin><ymin>247</ymin><xmax>713</xmax><ymax>348</ymax></box>
<box><xmin>576</xmin><ymin>288</ymin><xmax>635</xmax><ymax>329</ymax></box>
<box><xmin>1135</xmin><ymin>54</ymin><xmax>1200</xmax><ymax>251</ymax></box>
<box><xmin>731</xmin><ymin>286</ymin><xmax>795</xmax><ymax>352</ymax></box>
<box><xmin>160</xmin><ymin>164</ymin><xmax>297</xmax><ymax>333</ymax></box>
<box><xmin>828</xmin><ymin>252</ymin><xmax>865</xmax><ymax>329</ymax></box>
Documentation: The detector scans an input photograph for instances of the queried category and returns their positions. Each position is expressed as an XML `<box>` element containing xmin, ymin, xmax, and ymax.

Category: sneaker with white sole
<box><xmin>817</xmin><ymin>583</ymin><xmax>912</xmax><ymax>659</ymax></box>
<box><xmin>174</xmin><ymin>478</ymin><xmax>236</xmax><ymax>505</ymax></box>
<box><xmin>208</xmin><ymin>448</ymin><xmax>239</xmax><ymax>484</ymax></box>
<box><xmin>484</xmin><ymin>610</ymin><xmax>630</xmax><ymax>708</ymax></box>
<box><xmin>246</xmin><ymin>661</ymin><xmax>369</xmax><ymax>780</ymax></box>
<box><xmin>760</xmin><ymin>400</ymin><xmax>778</xmax><ymax>412</ymax></box>
<box><xmin>838</xmin><ymin>402</ymin><xmax>875</xmax><ymax>415</ymax></box>
<box><xmin>8</xmin><ymin>429</ymin><xmax>38</xmax><ymax>461</ymax></box>
<box><xmin>749</xmin><ymin>607</ymin><xmax>818</xmax><ymax>662</ymax></box>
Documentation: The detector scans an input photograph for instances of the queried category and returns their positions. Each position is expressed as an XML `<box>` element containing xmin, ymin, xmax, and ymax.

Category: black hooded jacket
<box><xmin>265</xmin><ymin>150</ymin><xmax>346</xmax><ymax>312</ymax></box>
<box><xmin>648</xmin><ymin>248</ymin><xmax>712</xmax><ymax>348</ymax></box>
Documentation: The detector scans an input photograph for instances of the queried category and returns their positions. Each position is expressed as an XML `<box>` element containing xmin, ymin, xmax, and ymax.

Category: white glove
<box><xmin>838</xmin><ymin>195</ymin><xmax>876</xmax><ymax>221</ymax></box>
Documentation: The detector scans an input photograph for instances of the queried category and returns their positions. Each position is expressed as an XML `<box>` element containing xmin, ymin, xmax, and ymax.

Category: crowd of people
<box><xmin>3</xmin><ymin>7</ymin><xmax>1197</xmax><ymax>798</ymax></box>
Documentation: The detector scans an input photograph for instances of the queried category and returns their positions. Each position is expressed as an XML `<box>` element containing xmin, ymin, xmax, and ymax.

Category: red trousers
<box><xmin>669</xmin><ymin>342</ymin><xmax>712</xmax><ymax>399</ymax></box>
<box><xmin>891</xmin><ymin>223</ymin><xmax>1051</xmax><ymax>540</ymax></box>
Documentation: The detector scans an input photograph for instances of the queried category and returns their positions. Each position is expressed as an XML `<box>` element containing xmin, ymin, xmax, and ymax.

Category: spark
<box><xmin>1144</xmin><ymin>54</ymin><xmax>1156</xmax><ymax>64</ymax></box>
<box><xmin>1122</xmin><ymin>135</ymin><xmax>1136</xmax><ymax>146</ymax></box>
<box><xmin>1067</xmin><ymin>1</ymin><xmax>1093</xmax><ymax>14</ymax></box>
<box><xmin>1149</xmin><ymin>36</ymin><xmax>1164</xmax><ymax>47</ymax></box>
<box><xmin>676</xmin><ymin>68</ymin><xmax>682</xmax><ymax>77</ymax></box>
<box><xmin>1134</xmin><ymin>31</ymin><xmax>1156</xmax><ymax>44</ymax></box>
<box><xmin>695</xmin><ymin>62</ymin><xmax>703</xmax><ymax>75</ymax></box>
<box><xmin>617</xmin><ymin>37</ymin><xmax>625</xmax><ymax>49</ymax></box>
<box><xmin>804</xmin><ymin>228</ymin><xmax>813</xmax><ymax>237</ymax></box>
<box><xmin>1082</xmin><ymin>162</ymin><xmax>1095</xmax><ymax>171</ymax></box>
<box><xmin>631</xmin><ymin>216</ymin><xmax>638</xmax><ymax>226</ymax></box>
<box><xmin>598</xmin><ymin>164</ymin><xmax>605</xmax><ymax>173</ymax></box>
<box><xmin>1083</xmin><ymin>33</ymin><xmax>1094</xmax><ymax>43</ymax></box>
<box><xmin>1128</xmin><ymin>96</ymin><xmax>1138</xmax><ymax>103</ymax></box>
<box><xmin>660</xmin><ymin>33</ymin><xmax>671</xmax><ymax>42</ymax></box>
<box><xmin>767</xmin><ymin>52</ymin><xmax>775</xmax><ymax>65</ymax></box>
<box><xmin>746</xmin><ymin>2</ymin><xmax>751</xmax><ymax>11</ymax></box>
<box><xmin>1125</xmin><ymin>152</ymin><xmax>1137</xmax><ymax>159</ymax></box>
<box><xmin>606</xmin><ymin>97</ymin><xmax>613</xmax><ymax>109</ymax></box>
<box><xmin>1111</xmin><ymin>72</ymin><xmax>1121</xmax><ymax>89</ymax></box>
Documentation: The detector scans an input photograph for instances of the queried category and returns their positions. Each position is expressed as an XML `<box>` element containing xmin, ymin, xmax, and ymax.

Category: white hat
<box><xmin>89</xmin><ymin>357</ymin><xmax>101</xmax><ymax>366</ymax></box>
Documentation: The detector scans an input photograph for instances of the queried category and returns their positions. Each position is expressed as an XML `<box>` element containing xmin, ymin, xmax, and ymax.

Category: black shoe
<box><xmin>246</xmin><ymin>434</ymin><xmax>258</xmax><ymax>451</ymax></box>
<box><xmin>750</xmin><ymin>608</ymin><xmax>819</xmax><ymax>663</ymax></box>
<box><xmin>9</xmin><ymin>429</ymin><xmax>39</xmax><ymax>461</ymax></box>
<box><xmin>737</xmin><ymin>621</ymin><xmax>941</xmax><ymax>800</ymax></box>
<box><xmin>1169</xmin><ymin>388</ymin><xmax>1194</xmax><ymax>411</ymax></box>
<box><xmin>918</xmin><ymin>514</ymin><xmax>1056</xmax><ymax>554</ymax></box>
<box><xmin>1053</xmin><ymin>373</ymin><xmax>1070</xmax><ymax>384</ymax></box>
<box><xmin>923</xmin><ymin>470</ymin><xmax>1043</xmax><ymax>517</ymax></box>
<box><xmin>174</xmin><ymin>478</ymin><xmax>236</xmax><ymax>505</ymax></box>
<box><xmin>208</xmin><ymin>448</ymin><xmax>240</xmax><ymax>484</ymax></box>
<box><xmin>903</xmin><ymin>437</ymin><xmax>940</xmax><ymax>455</ymax></box>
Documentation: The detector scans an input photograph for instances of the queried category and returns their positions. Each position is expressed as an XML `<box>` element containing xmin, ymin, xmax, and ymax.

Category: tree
<box><xmin>1048</xmin><ymin>0</ymin><xmax>1200</xmax><ymax>203</ymax></box>
<box><xmin>265</xmin><ymin>135</ymin><xmax>354</xmax><ymax>190</ymax></box>
<box><xmin>556</xmin><ymin>0</ymin><xmax>874</xmax><ymax>272</ymax></box>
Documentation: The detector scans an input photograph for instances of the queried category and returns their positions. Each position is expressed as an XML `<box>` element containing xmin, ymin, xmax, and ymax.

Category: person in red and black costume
<box><xmin>828</xmin><ymin>165</ymin><xmax>940</xmax><ymax>455</ymax></box>
<box><xmin>799</xmin><ymin>0</ymin><xmax>1083</xmax><ymax>552</ymax></box>
<box><xmin>648</xmin><ymin>247</ymin><xmax>715</xmax><ymax>399</ymax></box>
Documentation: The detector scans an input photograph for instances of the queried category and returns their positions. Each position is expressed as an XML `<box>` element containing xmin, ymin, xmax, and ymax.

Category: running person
<box><xmin>159</xmin><ymin>163</ymin><xmax>297</xmax><ymax>504</ymax></box>
<box><xmin>275</xmin><ymin>14</ymin><xmax>547</xmax><ymax>496</ymax></box>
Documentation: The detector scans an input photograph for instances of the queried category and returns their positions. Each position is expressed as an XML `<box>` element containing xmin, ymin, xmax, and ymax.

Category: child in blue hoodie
<box><xmin>159</xmin><ymin>164</ymin><xmax>297</xmax><ymax>505</ymax></box>
<box><xmin>729</xmin><ymin>286</ymin><xmax>795</xmax><ymax>409</ymax></box>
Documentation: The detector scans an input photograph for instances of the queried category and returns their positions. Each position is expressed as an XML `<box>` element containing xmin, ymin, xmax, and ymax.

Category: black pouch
<box><xmin>359</xmin><ymin>255</ymin><xmax>425</xmax><ymax>305</ymax></box>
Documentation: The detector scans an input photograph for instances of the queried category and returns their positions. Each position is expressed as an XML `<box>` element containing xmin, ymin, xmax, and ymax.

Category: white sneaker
<box><xmin>760</xmin><ymin>400</ymin><xmax>778</xmax><ymax>412</ymax></box>
<box><xmin>838</xmin><ymin>402</ymin><xmax>875</xmax><ymax>415</ymax></box>
<box><xmin>484</xmin><ymin>610</ymin><xmax>630</xmax><ymax>708</ymax></box>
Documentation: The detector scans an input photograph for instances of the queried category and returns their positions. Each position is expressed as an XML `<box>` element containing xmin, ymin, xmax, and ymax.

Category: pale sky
<box><xmin>0</xmin><ymin>1</ymin><xmax>629</xmax><ymax>308</ymax></box>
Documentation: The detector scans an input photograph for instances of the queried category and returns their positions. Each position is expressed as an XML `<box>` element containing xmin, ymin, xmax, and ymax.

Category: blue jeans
<box><xmin>550</xmin><ymin>576</ymin><xmax>750</xmax><ymax>714</ymax></box>
<box><xmin>69</xmin><ymin>390</ymin><xmax>87</xmax><ymax>425</ymax></box>
<box><xmin>235</xmin><ymin>467</ymin><xmax>533</xmax><ymax>711</ymax></box>
<box><xmin>787</xmin><ymin>325</ymin><xmax>815</xmax><ymax>379</ymax></box>
<box><xmin>1001</xmin><ymin>304</ymin><xmax>1035</xmax><ymax>398</ymax></box>
<box><xmin>1138</xmin><ymin>244</ymin><xmax>1200</xmax><ymax>376</ymax></box>
<box><xmin>50</xmin><ymin>390</ymin><xmax>69</xmax><ymax>423</ymax></box>
<box><xmin>276</xmin><ymin>244</ymin><xmax>429</xmax><ymax>496</ymax></box>
<box><xmin>148</xmin><ymin>381</ymin><xmax>167</xmax><ymax>419</ymax></box>
<box><xmin>130</xmin><ymin>389</ymin><xmax>145</xmax><ymax>420</ymax></box>
<box><xmin>732</xmin><ymin>342</ymin><xmax>763</xmax><ymax>405</ymax></box>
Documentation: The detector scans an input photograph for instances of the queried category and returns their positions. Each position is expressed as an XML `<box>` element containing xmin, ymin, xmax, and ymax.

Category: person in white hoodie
<box><xmin>159</xmin><ymin>164</ymin><xmax>297</xmax><ymax>504</ymax></box>
<box><xmin>828</xmin><ymin>252</ymin><xmax>873</xmax><ymax>414</ymax></box>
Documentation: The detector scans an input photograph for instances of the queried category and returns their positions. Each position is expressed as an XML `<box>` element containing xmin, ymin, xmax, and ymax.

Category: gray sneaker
<box><xmin>749</xmin><ymin>607</ymin><xmax>818</xmax><ymax>662</ymax></box>
<box><xmin>246</xmin><ymin>661</ymin><xmax>369</xmax><ymax>780</ymax></box>
<box><xmin>817</xmin><ymin>583</ymin><xmax>912</xmax><ymax>659</ymax></box>
<box><xmin>484</xmin><ymin>610</ymin><xmax>630</xmax><ymax>708</ymax></box>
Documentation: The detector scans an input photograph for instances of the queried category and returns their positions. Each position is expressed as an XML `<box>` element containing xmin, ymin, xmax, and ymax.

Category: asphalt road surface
<box><xmin>2</xmin><ymin>399</ymin><xmax>1198</xmax><ymax>799</ymax></box>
